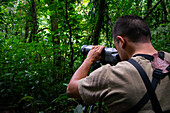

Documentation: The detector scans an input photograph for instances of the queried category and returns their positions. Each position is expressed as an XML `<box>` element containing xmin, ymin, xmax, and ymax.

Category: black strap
<box><xmin>124</xmin><ymin>52</ymin><xmax>169</xmax><ymax>113</ymax></box>
<box><xmin>166</xmin><ymin>65</ymin><xmax>170</xmax><ymax>72</ymax></box>
<box><xmin>127</xmin><ymin>59</ymin><xmax>162</xmax><ymax>113</ymax></box>
<box><xmin>133</xmin><ymin>54</ymin><xmax>154</xmax><ymax>61</ymax></box>
<box><xmin>125</xmin><ymin>78</ymin><xmax>159</xmax><ymax>113</ymax></box>
<box><xmin>158</xmin><ymin>51</ymin><xmax>165</xmax><ymax>60</ymax></box>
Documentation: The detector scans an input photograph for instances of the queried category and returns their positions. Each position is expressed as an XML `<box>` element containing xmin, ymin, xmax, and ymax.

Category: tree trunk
<box><xmin>25</xmin><ymin>19</ymin><xmax>29</xmax><ymax>42</ymax></box>
<box><xmin>92</xmin><ymin>0</ymin><xmax>105</xmax><ymax>45</ymax></box>
<box><xmin>161</xmin><ymin>1</ymin><xmax>167</xmax><ymax>24</ymax></box>
<box><xmin>50</xmin><ymin>0</ymin><xmax>60</xmax><ymax>66</ymax></box>
<box><xmin>146</xmin><ymin>0</ymin><xmax>152</xmax><ymax>24</ymax></box>
<box><xmin>105</xmin><ymin>3</ymin><xmax>112</xmax><ymax>47</ymax></box>
<box><xmin>29</xmin><ymin>0</ymin><xmax>38</xmax><ymax>42</ymax></box>
<box><xmin>65</xmin><ymin>0</ymin><xmax>74</xmax><ymax>74</ymax></box>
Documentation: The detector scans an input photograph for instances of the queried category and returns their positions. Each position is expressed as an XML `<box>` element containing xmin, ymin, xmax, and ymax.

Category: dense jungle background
<box><xmin>0</xmin><ymin>0</ymin><xmax>169</xmax><ymax>112</ymax></box>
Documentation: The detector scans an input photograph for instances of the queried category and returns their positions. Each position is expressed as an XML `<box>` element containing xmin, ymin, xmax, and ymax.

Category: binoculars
<box><xmin>81</xmin><ymin>45</ymin><xmax>121</xmax><ymax>65</ymax></box>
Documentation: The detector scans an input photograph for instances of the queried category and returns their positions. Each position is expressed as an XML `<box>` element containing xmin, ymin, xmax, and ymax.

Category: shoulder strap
<box><xmin>158</xmin><ymin>51</ymin><xmax>165</xmax><ymax>60</ymax></box>
<box><xmin>127</xmin><ymin>59</ymin><xmax>162</xmax><ymax>113</ymax></box>
<box><xmin>124</xmin><ymin>52</ymin><xmax>170</xmax><ymax>113</ymax></box>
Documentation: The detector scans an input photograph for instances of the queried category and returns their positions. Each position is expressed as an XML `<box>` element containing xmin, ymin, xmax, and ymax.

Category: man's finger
<box><xmin>98</xmin><ymin>46</ymin><xmax>105</xmax><ymax>53</ymax></box>
<box><xmin>92</xmin><ymin>46</ymin><xmax>96</xmax><ymax>49</ymax></box>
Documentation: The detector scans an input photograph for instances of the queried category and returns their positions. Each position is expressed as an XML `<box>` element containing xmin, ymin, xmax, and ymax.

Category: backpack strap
<box><xmin>152</xmin><ymin>51</ymin><xmax>170</xmax><ymax>90</ymax></box>
<box><xmin>127</xmin><ymin>59</ymin><xmax>162</xmax><ymax>113</ymax></box>
<box><xmin>158</xmin><ymin>51</ymin><xmax>165</xmax><ymax>60</ymax></box>
<box><xmin>124</xmin><ymin>52</ymin><xmax>170</xmax><ymax>113</ymax></box>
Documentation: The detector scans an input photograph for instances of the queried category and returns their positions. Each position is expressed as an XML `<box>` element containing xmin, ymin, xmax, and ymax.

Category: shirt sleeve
<box><xmin>78</xmin><ymin>64</ymin><xmax>111</xmax><ymax>105</ymax></box>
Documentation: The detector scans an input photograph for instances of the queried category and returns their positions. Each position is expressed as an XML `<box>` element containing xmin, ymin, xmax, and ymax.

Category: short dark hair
<box><xmin>112</xmin><ymin>15</ymin><xmax>151</xmax><ymax>42</ymax></box>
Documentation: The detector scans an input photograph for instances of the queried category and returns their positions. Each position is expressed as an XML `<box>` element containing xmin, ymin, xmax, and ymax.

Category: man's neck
<box><xmin>126</xmin><ymin>42</ymin><xmax>157</xmax><ymax>59</ymax></box>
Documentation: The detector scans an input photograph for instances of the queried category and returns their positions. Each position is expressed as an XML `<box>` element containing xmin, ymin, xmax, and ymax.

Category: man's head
<box><xmin>112</xmin><ymin>15</ymin><xmax>151</xmax><ymax>43</ymax></box>
<box><xmin>112</xmin><ymin>15</ymin><xmax>152</xmax><ymax>60</ymax></box>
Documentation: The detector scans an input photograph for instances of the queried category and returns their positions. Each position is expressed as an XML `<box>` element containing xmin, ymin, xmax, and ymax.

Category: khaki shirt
<box><xmin>78</xmin><ymin>52</ymin><xmax>170</xmax><ymax>113</ymax></box>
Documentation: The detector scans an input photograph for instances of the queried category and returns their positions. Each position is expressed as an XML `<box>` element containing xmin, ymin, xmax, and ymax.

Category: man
<box><xmin>67</xmin><ymin>15</ymin><xmax>170</xmax><ymax>112</ymax></box>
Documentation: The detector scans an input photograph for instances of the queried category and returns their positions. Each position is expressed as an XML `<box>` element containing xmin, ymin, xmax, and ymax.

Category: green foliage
<box><xmin>151</xmin><ymin>23</ymin><xmax>170</xmax><ymax>52</ymax></box>
<box><xmin>0</xmin><ymin>0</ymin><xmax>169</xmax><ymax>112</ymax></box>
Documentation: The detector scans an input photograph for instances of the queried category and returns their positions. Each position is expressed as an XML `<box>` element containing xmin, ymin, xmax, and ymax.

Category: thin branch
<box><xmin>37</xmin><ymin>28</ymin><xmax>49</xmax><ymax>33</ymax></box>
<box><xmin>144</xmin><ymin>0</ymin><xmax>163</xmax><ymax>20</ymax></box>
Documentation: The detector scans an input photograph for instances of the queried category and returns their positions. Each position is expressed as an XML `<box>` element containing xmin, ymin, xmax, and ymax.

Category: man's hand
<box><xmin>67</xmin><ymin>45</ymin><xmax>105</xmax><ymax>99</ymax></box>
<box><xmin>86</xmin><ymin>45</ymin><xmax>105</xmax><ymax>64</ymax></box>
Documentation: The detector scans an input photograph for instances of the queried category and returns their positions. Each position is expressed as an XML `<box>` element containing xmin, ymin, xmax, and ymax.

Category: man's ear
<box><xmin>117</xmin><ymin>36</ymin><xmax>126</xmax><ymax>48</ymax></box>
